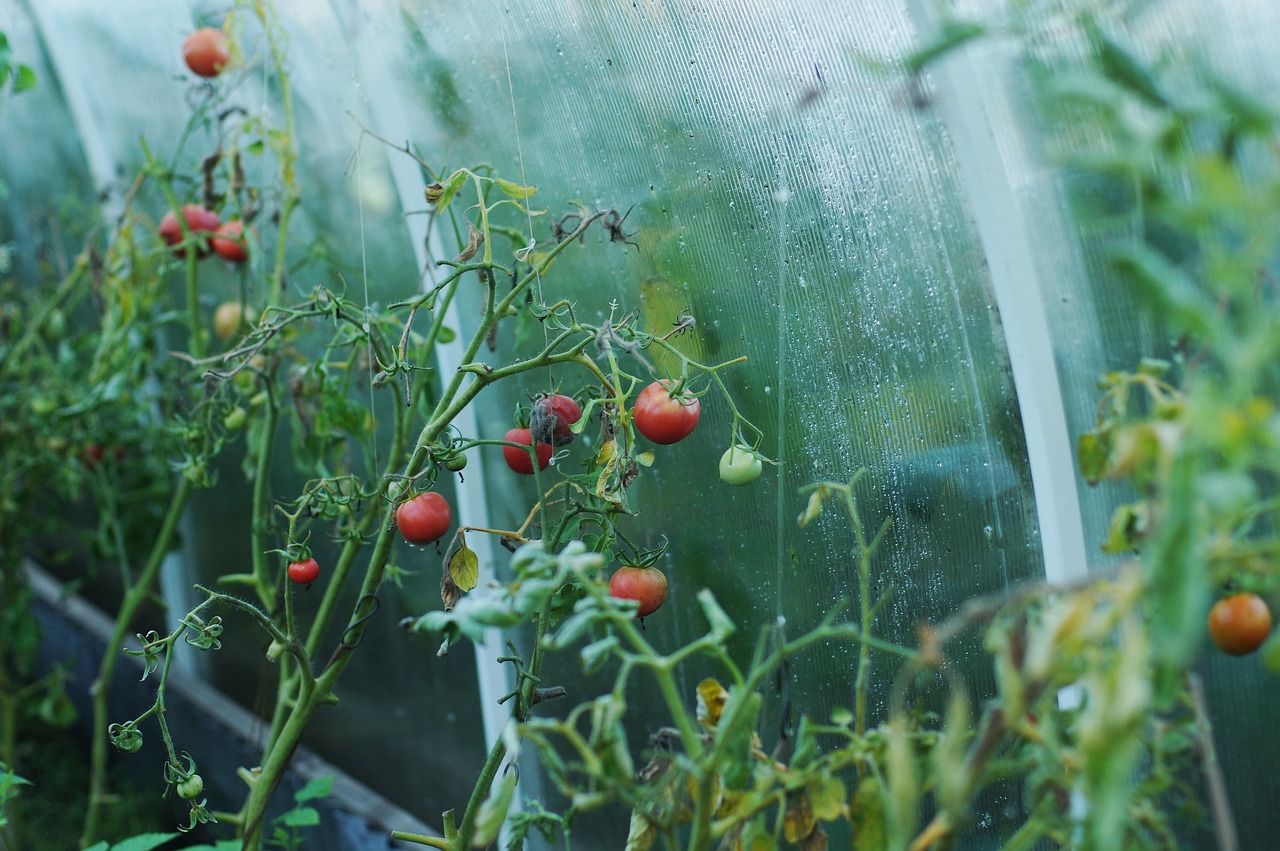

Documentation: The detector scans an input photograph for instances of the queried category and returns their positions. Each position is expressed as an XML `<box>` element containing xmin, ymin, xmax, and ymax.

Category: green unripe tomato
<box><xmin>177</xmin><ymin>774</ymin><xmax>204</xmax><ymax>800</ymax></box>
<box><xmin>223</xmin><ymin>406</ymin><xmax>247</xmax><ymax>431</ymax></box>
<box><xmin>718</xmin><ymin>444</ymin><xmax>763</xmax><ymax>486</ymax></box>
<box><xmin>444</xmin><ymin>452</ymin><xmax>468</xmax><ymax>472</ymax></box>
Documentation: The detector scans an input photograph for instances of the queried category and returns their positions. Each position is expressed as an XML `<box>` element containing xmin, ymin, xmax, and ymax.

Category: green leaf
<box><xmin>294</xmin><ymin>774</ymin><xmax>333</xmax><ymax>803</ymax></box>
<box><xmin>434</xmin><ymin>168</ymin><xmax>469</xmax><ymax>213</ymax></box>
<box><xmin>493</xmin><ymin>177</ymin><xmax>538</xmax><ymax>199</ymax></box>
<box><xmin>1109</xmin><ymin>245</ymin><xmax>1217</xmax><ymax>338</ymax></box>
<box><xmin>579</xmin><ymin>635</ymin><xmax>619</xmax><ymax>675</ymax></box>
<box><xmin>280</xmin><ymin>805</ymin><xmax>320</xmax><ymax>827</ymax></box>
<box><xmin>472</xmin><ymin>769</ymin><xmax>518</xmax><ymax>847</ymax></box>
<box><xmin>13</xmin><ymin>64</ymin><xmax>35</xmax><ymax>93</ymax></box>
<box><xmin>1085</xmin><ymin>21</ymin><xmax>1168</xmax><ymax>109</ymax></box>
<box><xmin>1077</xmin><ymin>429</ymin><xmax>1111</xmax><ymax>485</ymax></box>
<box><xmin>107</xmin><ymin>833</ymin><xmax>182</xmax><ymax>851</ymax></box>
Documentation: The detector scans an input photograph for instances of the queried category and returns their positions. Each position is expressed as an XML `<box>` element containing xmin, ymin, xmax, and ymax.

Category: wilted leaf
<box><xmin>797</xmin><ymin>489</ymin><xmax>827</xmax><ymax>527</ymax></box>
<box><xmin>696</xmin><ymin>678</ymin><xmax>729</xmax><ymax>728</ymax></box>
<box><xmin>783</xmin><ymin>794</ymin><xmax>817</xmax><ymax>843</ymax></box>
<box><xmin>810</xmin><ymin>774</ymin><xmax>847</xmax><ymax>822</ymax></box>
<box><xmin>440</xmin><ymin>571</ymin><xmax>462</xmax><ymax>611</ymax></box>
<box><xmin>624</xmin><ymin>809</ymin><xmax>657</xmax><ymax>851</ymax></box>
<box><xmin>851</xmin><ymin>776</ymin><xmax>887</xmax><ymax>851</ymax></box>
<box><xmin>447</xmin><ymin>533</ymin><xmax>479</xmax><ymax>592</ymax></box>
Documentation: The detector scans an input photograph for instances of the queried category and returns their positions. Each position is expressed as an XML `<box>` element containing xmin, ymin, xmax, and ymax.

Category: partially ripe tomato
<box><xmin>1208</xmin><ymin>593</ymin><xmax>1272</xmax><ymax>656</ymax></box>
<box><xmin>608</xmin><ymin>565</ymin><xmax>668</xmax><ymax>618</ymax></box>
<box><xmin>210</xmin><ymin>220</ymin><xmax>249</xmax><ymax>263</ymax></box>
<box><xmin>633</xmin><ymin>380</ymin><xmax>700</xmax><ymax>445</ymax></box>
<box><xmin>182</xmin><ymin>28</ymin><xmax>230</xmax><ymax>78</ymax></box>
<box><xmin>396</xmin><ymin>492</ymin><xmax>452</xmax><ymax>544</ymax></box>
<box><xmin>159</xmin><ymin>205</ymin><xmax>221</xmax><ymax>258</ymax></box>
<box><xmin>530</xmin><ymin>393</ymin><xmax>582</xmax><ymax>446</ymax></box>
<box><xmin>213</xmin><ymin>301</ymin><xmax>244</xmax><ymax>341</ymax></box>
<box><xmin>287</xmin><ymin>558</ymin><xmax>320</xmax><ymax>585</ymax></box>
<box><xmin>502</xmin><ymin>427</ymin><xmax>552</xmax><ymax>474</ymax></box>
<box><xmin>718</xmin><ymin>444</ymin><xmax>763</xmax><ymax>486</ymax></box>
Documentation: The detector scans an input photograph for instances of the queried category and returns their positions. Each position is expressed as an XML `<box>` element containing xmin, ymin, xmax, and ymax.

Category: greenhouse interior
<box><xmin>2</xmin><ymin>0</ymin><xmax>1278</xmax><ymax>849</ymax></box>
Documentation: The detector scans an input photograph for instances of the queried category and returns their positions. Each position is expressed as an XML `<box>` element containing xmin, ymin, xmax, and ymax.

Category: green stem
<box><xmin>81</xmin><ymin>476</ymin><xmax>194</xmax><ymax>848</ymax></box>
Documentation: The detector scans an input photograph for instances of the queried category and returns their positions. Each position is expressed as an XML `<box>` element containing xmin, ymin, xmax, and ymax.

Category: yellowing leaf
<box><xmin>783</xmin><ymin>794</ymin><xmax>816</xmax><ymax>843</ymax></box>
<box><xmin>797</xmin><ymin>489</ymin><xmax>827</xmax><ymax>527</ymax></box>
<box><xmin>447</xmin><ymin>534</ymin><xmax>479</xmax><ymax>592</ymax></box>
<box><xmin>636</xmin><ymin>450</ymin><xmax>655</xmax><ymax>467</ymax></box>
<box><xmin>696</xmin><ymin>678</ymin><xmax>729</xmax><ymax>728</ymax></box>
<box><xmin>494</xmin><ymin>177</ymin><xmax>538</xmax><ymax>199</ymax></box>
<box><xmin>624</xmin><ymin>809</ymin><xmax>656</xmax><ymax>851</ymax></box>
<box><xmin>810</xmin><ymin>775</ymin><xmax>847</xmax><ymax>822</ymax></box>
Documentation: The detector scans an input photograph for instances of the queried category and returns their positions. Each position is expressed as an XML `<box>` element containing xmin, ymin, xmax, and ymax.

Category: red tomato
<box><xmin>159</xmin><ymin>205</ymin><xmax>221</xmax><ymax>257</ymax></box>
<box><xmin>182</xmin><ymin>28</ymin><xmax>230</xmax><ymax>78</ymax></box>
<box><xmin>396</xmin><ymin>492</ymin><xmax>452</xmax><ymax>544</ymax></box>
<box><xmin>210</xmin><ymin>220</ymin><xmax>249</xmax><ymax>263</ymax></box>
<box><xmin>632</xmin><ymin>380</ymin><xmax>700</xmax><ymax>445</ymax></box>
<box><xmin>608</xmin><ymin>566</ymin><xmax>668</xmax><ymax>618</ymax></box>
<box><xmin>530</xmin><ymin>393</ymin><xmax>582</xmax><ymax>446</ymax></box>
<box><xmin>1208</xmin><ymin>593</ymin><xmax>1273</xmax><ymax>656</ymax></box>
<box><xmin>502</xmin><ymin>427</ymin><xmax>552</xmax><ymax>474</ymax></box>
<box><xmin>287</xmin><ymin>558</ymin><xmax>320</xmax><ymax>585</ymax></box>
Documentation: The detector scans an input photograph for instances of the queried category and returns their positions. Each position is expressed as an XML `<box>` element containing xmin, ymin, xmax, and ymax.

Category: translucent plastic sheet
<box><xmin>6</xmin><ymin>0</ymin><xmax>1274</xmax><ymax>845</ymax></box>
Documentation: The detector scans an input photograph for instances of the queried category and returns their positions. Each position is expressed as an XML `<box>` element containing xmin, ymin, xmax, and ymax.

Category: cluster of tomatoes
<box><xmin>156</xmin><ymin>29</ymin><xmax>249</xmax><ymax>264</ymax></box>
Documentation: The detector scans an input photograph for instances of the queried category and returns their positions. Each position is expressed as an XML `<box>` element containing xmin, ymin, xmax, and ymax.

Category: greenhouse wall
<box><xmin>2</xmin><ymin>1</ymin><xmax>1278</xmax><ymax>850</ymax></box>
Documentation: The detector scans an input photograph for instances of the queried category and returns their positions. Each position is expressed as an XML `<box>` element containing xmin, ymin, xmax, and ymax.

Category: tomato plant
<box><xmin>182</xmin><ymin>27</ymin><xmax>230</xmax><ymax>78</ymax></box>
<box><xmin>210</xmin><ymin>220</ymin><xmax>249</xmax><ymax>263</ymax></box>
<box><xmin>287</xmin><ymin>558</ymin><xmax>320</xmax><ymax>585</ymax></box>
<box><xmin>608</xmin><ymin>565</ymin><xmax>668</xmax><ymax>617</ymax></box>
<box><xmin>632</xmin><ymin>380</ymin><xmax>700</xmax><ymax>445</ymax></box>
<box><xmin>718</xmin><ymin>443</ymin><xmax>762</xmax><ymax>486</ymax></box>
<box><xmin>529</xmin><ymin>393</ymin><xmax>582</xmax><ymax>446</ymax></box>
<box><xmin>158</xmin><ymin>205</ymin><xmax>220</xmax><ymax>257</ymax></box>
<box><xmin>502</xmin><ymin>427</ymin><xmax>551</xmax><ymax>474</ymax></box>
<box><xmin>396</xmin><ymin>492</ymin><xmax>452</xmax><ymax>545</ymax></box>
<box><xmin>1208</xmin><ymin>593</ymin><xmax>1273</xmax><ymax>656</ymax></box>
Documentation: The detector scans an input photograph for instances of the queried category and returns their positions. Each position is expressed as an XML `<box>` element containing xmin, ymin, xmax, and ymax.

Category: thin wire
<box><xmin>353</xmin><ymin>136</ymin><xmax>379</xmax><ymax>473</ymax></box>
<box><xmin>772</xmin><ymin>162</ymin><xmax>790</xmax><ymax>624</ymax></box>
<box><xmin>497</xmin><ymin>4</ymin><xmax>551</xmax><ymax>390</ymax></box>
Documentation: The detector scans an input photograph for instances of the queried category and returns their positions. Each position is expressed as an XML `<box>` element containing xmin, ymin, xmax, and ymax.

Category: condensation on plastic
<box><xmin>6</xmin><ymin>0</ymin><xmax>1276</xmax><ymax>846</ymax></box>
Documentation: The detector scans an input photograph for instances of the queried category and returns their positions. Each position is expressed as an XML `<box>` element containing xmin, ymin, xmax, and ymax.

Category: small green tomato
<box><xmin>718</xmin><ymin>444</ymin><xmax>763</xmax><ymax>486</ymax></box>
<box><xmin>177</xmin><ymin>773</ymin><xmax>204</xmax><ymax>800</ymax></box>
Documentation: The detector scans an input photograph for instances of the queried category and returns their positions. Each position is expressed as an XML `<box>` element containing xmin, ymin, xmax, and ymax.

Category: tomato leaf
<box><xmin>294</xmin><ymin>775</ymin><xmax>332</xmax><ymax>803</ymax></box>
<box><xmin>493</xmin><ymin>177</ymin><xmax>538</xmax><ymax>199</ymax></box>
<box><xmin>473</xmin><ymin>770</ymin><xmax>519</xmax><ymax>848</ymax></box>
<box><xmin>797</xmin><ymin>489</ymin><xmax>827</xmax><ymax>527</ymax></box>
<box><xmin>696</xmin><ymin>589</ymin><xmax>736</xmax><ymax>642</ymax></box>
<box><xmin>433</xmin><ymin>167</ymin><xmax>469</xmax><ymax>214</ymax></box>
<box><xmin>447</xmin><ymin>534</ymin><xmax>479</xmax><ymax>592</ymax></box>
<box><xmin>105</xmin><ymin>835</ymin><xmax>182</xmax><ymax>851</ymax></box>
<box><xmin>635</xmin><ymin>450</ymin><xmax>654</xmax><ymax>467</ymax></box>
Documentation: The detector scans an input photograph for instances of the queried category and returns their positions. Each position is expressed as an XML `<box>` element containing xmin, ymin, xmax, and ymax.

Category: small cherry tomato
<box><xmin>287</xmin><ymin>558</ymin><xmax>320</xmax><ymax>585</ymax></box>
<box><xmin>502</xmin><ymin>427</ymin><xmax>552</xmax><ymax>474</ymax></box>
<box><xmin>443</xmin><ymin>452</ymin><xmax>468</xmax><ymax>472</ymax></box>
<box><xmin>210</xmin><ymin>220</ymin><xmax>249</xmax><ymax>263</ymax></box>
<box><xmin>718</xmin><ymin>444</ymin><xmax>763</xmax><ymax>486</ymax></box>
<box><xmin>158</xmin><ymin>205</ymin><xmax>221</xmax><ymax>258</ymax></box>
<box><xmin>396</xmin><ymin>492</ymin><xmax>452</xmax><ymax>544</ymax></box>
<box><xmin>530</xmin><ymin>393</ymin><xmax>583</xmax><ymax>446</ymax></box>
<box><xmin>1208</xmin><ymin>593</ymin><xmax>1272</xmax><ymax>656</ymax></box>
<box><xmin>177</xmin><ymin>774</ymin><xmax>204</xmax><ymax>800</ymax></box>
<box><xmin>213</xmin><ymin>301</ymin><xmax>244</xmax><ymax>341</ymax></box>
<box><xmin>633</xmin><ymin>380</ymin><xmax>700</xmax><ymax>445</ymax></box>
<box><xmin>608</xmin><ymin>565</ymin><xmax>669</xmax><ymax>618</ymax></box>
<box><xmin>182</xmin><ymin>28</ymin><xmax>230</xmax><ymax>78</ymax></box>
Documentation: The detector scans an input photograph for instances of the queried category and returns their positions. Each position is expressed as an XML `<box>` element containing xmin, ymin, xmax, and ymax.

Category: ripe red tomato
<box><xmin>608</xmin><ymin>565</ymin><xmax>668</xmax><ymax>618</ymax></box>
<box><xmin>502</xmin><ymin>427</ymin><xmax>552</xmax><ymax>474</ymax></box>
<box><xmin>632</xmin><ymin>380</ymin><xmax>700</xmax><ymax>445</ymax></box>
<box><xmin>287</xmin><ymin>558</ymin><xmax>320</xmax><ymax>585</ymax></box>
<box><xmin>182</xmin><ymin>28</ymin><xmax>230</xmax><ymax>78</ymax></box>
<box><xmin>159</xmin><ymin>205</ymin><xmax>221</xmax><ymax>257</ymax></box>
<box><xmin>210</xmin><ymin>220</ymin><xmax>249</xmax><ymax>263</ymax></box>
<box><xmin>1208</xmin><ymin>593</ymin><xmax>1273</xmax><ymax>656</ymax></box>
<box><xmin>530</xmin><ymin>393</ymin><xmax>582</xmax><ymax>446</ymax></box>
<box><xmin>396</xmin><ymin>492</ymin><xmax>452</xmax><ymax>544</ymax></box>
